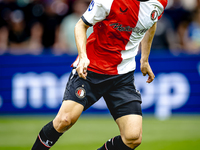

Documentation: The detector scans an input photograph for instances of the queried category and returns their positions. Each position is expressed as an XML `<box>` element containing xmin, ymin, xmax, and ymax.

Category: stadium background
<box><xmin>0</xmin><ymin>0</ymin><xmax>200</xmax><ymax>149</ymax></box>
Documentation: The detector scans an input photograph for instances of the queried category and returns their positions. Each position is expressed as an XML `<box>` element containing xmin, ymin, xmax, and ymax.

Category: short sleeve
<box><xmin>158</xmin><ymin>0</ymin><xmax>168</xmax><ymax>20</ymax></box>
<box><xmin>158</xmin><ymin>11</ymin><xmax>164</xmax><ymax>20</ymax></box>
<box><xmin>82</xmin><ymin>0</ymin><xmax>113</xmax><ymax>26</ymax></box>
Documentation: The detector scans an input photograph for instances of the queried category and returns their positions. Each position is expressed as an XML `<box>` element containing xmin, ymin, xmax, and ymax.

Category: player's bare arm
<box><xmin>140</xmin><ymin>22</ymin><xmax>157</xmax><ymax>83</ymax></box>
<box><xmin>74</xmin><ymin>19</ymin><xmax>90</xmax><ymax>80</ymax></box>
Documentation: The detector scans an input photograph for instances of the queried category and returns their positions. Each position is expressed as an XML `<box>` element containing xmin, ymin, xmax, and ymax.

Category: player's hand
<box><xmin>140</xmin><ymin>61</ymin><xmax>155</xmax><ymax>83</ymax></box>
<box><xmin>76</xmin><ymin>57</ymin><xmax>90</xmax><ymax>80</ymax></box>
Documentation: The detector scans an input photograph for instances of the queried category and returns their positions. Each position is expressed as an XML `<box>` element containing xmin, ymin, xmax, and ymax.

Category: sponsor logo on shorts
<box><xmin>75</xmin><ymin>87</ymin><xmax>86</xmax><ymax>99</ymax></box>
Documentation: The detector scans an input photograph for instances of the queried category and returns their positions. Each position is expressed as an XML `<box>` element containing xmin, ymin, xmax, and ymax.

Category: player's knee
<box><xmin>132</xmin><ymin>133</ymin><xmax>142</xmax><ymax>147</ymax></box>
<box><xmin>53</xmin><ymin>114</ymin><xmax>74</xmax><ymax>133</ymax></box>
<box><xmin>123</xmin><ymin>132</ymin><xmax>142</xmax><ymax>147</ymax></box>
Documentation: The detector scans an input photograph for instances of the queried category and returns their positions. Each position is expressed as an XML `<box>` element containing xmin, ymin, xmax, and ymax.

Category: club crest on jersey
<box><xmin>75</xmin><ymin>87</ymin><xmax>86</xmax><ymax>99</ymax></box>
<box><xmin>151</xmin><ymin>10</ymin><xmax>158</xmax><ymax>21</ymax></box>
<box><xmin>88</xmin><ymin>0</ymin><xmax>94</xmax><ymax>11</ymax></box>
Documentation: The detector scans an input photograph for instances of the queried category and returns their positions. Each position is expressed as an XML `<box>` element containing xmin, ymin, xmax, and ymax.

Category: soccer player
<box><xmin>32</xmin><ymin>0</ymin><xmax>168</xmax><ymax>149</ymax></box>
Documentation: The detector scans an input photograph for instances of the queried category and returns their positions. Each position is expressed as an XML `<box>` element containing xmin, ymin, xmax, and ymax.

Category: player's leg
<box><xmin>97</xmin><ymin>70</ymin><xmax>142</xmax><ymax>150</ymax></box>
<box><xmin>97</xmin><ymin>115</ymin><xmax>142</xmax><ymax>150</ymax></box>
<box><xmin>31</xmin><ymin>100</ymin><xmax>84</xmax><ymax>150</ymax></box>
<box><xmin>53</xmin><ymin>100</ymin><xmax>84</xmax><ymax>132</ymax></box>
<box><xmin>32</xmin><ymin>68</ymin><xmax>97</xmax><ymax>150</ymax></box>
<box><xmin>97</xmin><ymin>101</ymin><xmax>142</xmax><ymax>150</ymax></box>
<box><xmin>116</xmin><ymin>114</ymin><xmax>142</xmax><ymax>149</ymax></box>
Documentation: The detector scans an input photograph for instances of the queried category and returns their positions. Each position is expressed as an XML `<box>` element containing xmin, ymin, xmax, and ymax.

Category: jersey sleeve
<box><xmin>157</xmin><ymin>0</ymin><xmax>168</xmax><ymax>20</ymax></box>
<box><xmin>81</xmin><ymin>0</ymin><xmax>113</xmax><ymax>26</ymax></box>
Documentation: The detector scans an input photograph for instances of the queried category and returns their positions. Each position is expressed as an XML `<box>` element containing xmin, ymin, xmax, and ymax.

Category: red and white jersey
<box><xmin>72</xmin><ymin>0</ymin><xmax>168</xmax><ymax>75</ymax></box>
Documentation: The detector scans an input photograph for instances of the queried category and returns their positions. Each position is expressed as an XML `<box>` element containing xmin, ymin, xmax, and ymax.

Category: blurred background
<box><xmin>0</xmin><ymin>0</ymin><xmax>200</xmax><ymax>150</ymax></box>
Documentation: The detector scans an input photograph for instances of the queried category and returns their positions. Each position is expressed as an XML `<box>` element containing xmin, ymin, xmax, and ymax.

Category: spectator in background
<box><xmin>0</xmin><ymin>6</ymin><xmax>9</xmax><ymax>54</ymax></box>
<box><xmin>0</xmin><ymin>0</ymin><xmax>27</xmax><ymax>54</ymax></box>
<box><xmin>151</xmin><ymin>13</ymin><xmax>178</xmax><ymax>52</ymax></box>
<box><xmin>23</xmin><ymin>0</ymin><xmax>45</xmax><ymax>53</ymax></box>
<box><xmin>0</xmin><ymin>1</ymin><xmax>8</xmax><ymax>54</ymax></box>
<box><xmin>41</xmin><ymin>0</ymin><xmax>70</xmax><ymax>54</ymax></box>
<box><xmin>28</xmin><ymin>22</ymin><xmax>44</xmax><ymax>53</ymax></box>
<box><xmin>164</xmin><ymin>0</ymin><xmax>191</xmax><ymax>30</ymax></box>
<box><xmin>157</xmin><ymin>0</ymin><xmax>199</xmax><ymax>55</ymax></box>
<box><xmin>0</xmin><ymin>0</ymin><xmax>44</xmax><ymax>55</ymax></box>
<box><xmin>8</xmin><ymin>9</ymin><xmax>43</xmax><ymax>55</ymax></box>
<box><xmin>0</xmin><ymin>24</ymin><xmax>9</xmax><ymax>54</ymax></box>
<box><xmin>8</xmin><ymin>9</ymin><xmax>29</xmax><ymax>53</ymax></box>
<box><xmin>178</xmin><ymin>8</ymin><xmax>200</xmax><ymax>54</ymax></box>
<box><xmin>150</xmin><ymin>0</ymin><xmax>184</xmax><ymax>53</ymax></box>
<box><xmin>0</xmin><ymin>0</ymin><xmax>70</xmax><ymax>55</ymax></box>
<box><xmin>54</xmin><ymin>0</ymin><xmax>93</xmax><ymax>55</ymax></box>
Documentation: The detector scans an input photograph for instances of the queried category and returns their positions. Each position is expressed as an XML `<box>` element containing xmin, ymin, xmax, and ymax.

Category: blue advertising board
<box><xmin>0</xmin><ymin>52</ymin><xmax>200</xmax><ymax>119</ymax></box>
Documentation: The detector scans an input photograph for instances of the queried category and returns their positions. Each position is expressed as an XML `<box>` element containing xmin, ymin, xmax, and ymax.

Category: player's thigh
<box><xmin>116</xmin><ymin>114</ymin><xmax>142</xmax><ymax>140</ymax></box>
<box><xmin>53</xmin><ymin>100</ymin><xmax>84</xmax><ymax>132</ymax></box>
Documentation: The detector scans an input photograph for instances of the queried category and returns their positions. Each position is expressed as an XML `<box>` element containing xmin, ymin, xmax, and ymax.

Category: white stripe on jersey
<box><xmin>117</xmin><ymin>1</ymin><xmax>164</xmax><ymax>74</ymax></box>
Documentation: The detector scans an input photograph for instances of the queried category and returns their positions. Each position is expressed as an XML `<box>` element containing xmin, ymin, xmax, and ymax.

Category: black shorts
<box><xmin>63</xmin><ymin>69</ymin><xmax>142</xmax><ymax>120</ymax></box>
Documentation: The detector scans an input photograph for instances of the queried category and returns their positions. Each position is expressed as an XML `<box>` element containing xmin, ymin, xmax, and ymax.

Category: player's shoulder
<box><xmin>92</xmin><ymin>0</ymin><xmax>113</xmax><ymax>4</ymax></box>
<box><xmin>92</xmin><ymin>0</ymin><xmax>114</xmax><ymax>7</ymax></box>
<box><xmin>142</xmin><ymin>0</ymin><xmax>167</xmax><ymax>20</ymax></box>
<box><xmin>145</xmin><ymin>0</ymin><xmax>168</xmax><ymax>13</ymax></box>
<box><xmin>90</xmin><ymin>0</ymin><xmax>114</xmax><ymax>12</ymax></box>
<box><xmin>156</xmin><ymin>0</ymin><xmax>168</xmax><ymax>9</ymax></box>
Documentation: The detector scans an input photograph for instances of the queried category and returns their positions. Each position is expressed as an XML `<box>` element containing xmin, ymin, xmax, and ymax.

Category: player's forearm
<box><xmin>140</xmin><ymin>22</ymin><xmax>157</xmax><ymax>63</ymax></box>
<box><xmin>74</xmin><ymin>19</ymin><xmax>89</xmax><ymax>59</ymax></box>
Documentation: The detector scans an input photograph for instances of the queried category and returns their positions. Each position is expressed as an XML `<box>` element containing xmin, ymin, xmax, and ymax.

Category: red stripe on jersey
<box><xmin>158</xmin><ymin>0</ymin><xmax>168</xmax><ymax>20</ymax></box>
<box><xmin>158</xmin><ymin>0</ymin><xmax>168</xmax><ymax>9</ymax></box>
<box><xmin>86</xmin><ymin>0</ymin><xmax>140</xmax><ymax>74</ymax></box>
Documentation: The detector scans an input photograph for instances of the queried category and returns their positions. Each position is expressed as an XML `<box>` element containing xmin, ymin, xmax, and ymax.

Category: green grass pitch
<box><xmin>0</xmin><ymin>115</ymin><xmax>200</xmax><ymax>150</ymax></box>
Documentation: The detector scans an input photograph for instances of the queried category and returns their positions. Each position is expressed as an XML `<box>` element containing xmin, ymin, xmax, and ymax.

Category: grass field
<box><xmin>0</xmin><ymin>115</ymin><xmax>200</xmax><ymax>150</ymax></box>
